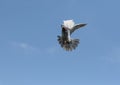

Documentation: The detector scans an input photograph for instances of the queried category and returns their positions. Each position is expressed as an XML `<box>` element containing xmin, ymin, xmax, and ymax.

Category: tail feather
<box><xmin>57</xmin><ymin>36</ymin><xmax>79</xmax><ymax>51</ymax></box>
<box><xmin>63</xmin><ymin>39</ymin><xmax>79</xmax><ymax>51</ymax></box>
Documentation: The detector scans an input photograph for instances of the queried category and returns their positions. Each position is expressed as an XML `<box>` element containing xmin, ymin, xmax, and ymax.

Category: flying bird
<box><xmin>57</xmin><ymin>20</ymin><xmax>87</xmax><ymax>51</ymax></box>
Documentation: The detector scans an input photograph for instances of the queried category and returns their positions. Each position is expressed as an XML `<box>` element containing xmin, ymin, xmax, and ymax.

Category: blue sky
<box><xmin>0</xmin><ymin>0</ymin><xmax>120</xmax><ymax>85</ymax></box>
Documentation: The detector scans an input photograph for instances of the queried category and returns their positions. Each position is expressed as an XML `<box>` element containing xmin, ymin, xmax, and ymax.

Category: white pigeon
<box><xmin>57</xmin><ymin>20</ymin><xmax>87</xmax><ymax>51</ymax></box>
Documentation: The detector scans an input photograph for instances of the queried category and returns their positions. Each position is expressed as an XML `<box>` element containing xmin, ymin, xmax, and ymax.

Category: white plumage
<box><xmin>63</xmin><ymin>20</ymin><xmax>75</xmax><ymax>29</ymax></box>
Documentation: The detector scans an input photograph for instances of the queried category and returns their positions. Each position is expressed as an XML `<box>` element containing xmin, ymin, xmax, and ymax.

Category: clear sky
<box><xmin>0</xmin><ymin>0</ymin><xmax>120</xmax><ymax>85</ymax></box>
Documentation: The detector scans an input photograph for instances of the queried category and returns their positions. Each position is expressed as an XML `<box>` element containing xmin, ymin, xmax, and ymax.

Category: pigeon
<box><xmin>57</xmin><ymin>20</ymin><xmax>87</xmax><ymax>51</ymax></box>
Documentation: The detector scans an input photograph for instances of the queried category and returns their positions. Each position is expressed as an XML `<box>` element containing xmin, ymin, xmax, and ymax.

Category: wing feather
<box><xmin>70</xmin><ymin>23</ymin><xmax>87</xmax><ymax>34</ymax></box>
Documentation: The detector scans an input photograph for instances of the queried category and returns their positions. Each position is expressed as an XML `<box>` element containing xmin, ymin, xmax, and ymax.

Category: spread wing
<box><xmin>70</xmin><ymin>23</ymin><xmax>87</xmax><ymax>34</ymax></box>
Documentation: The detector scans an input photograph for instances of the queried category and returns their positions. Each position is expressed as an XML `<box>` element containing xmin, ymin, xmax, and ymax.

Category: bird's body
<box><xmin>58</xmin><ymin>20</ymin><xmax>86</xmax><ymax>51</ymax></box>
